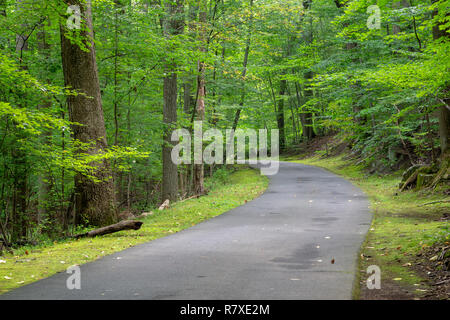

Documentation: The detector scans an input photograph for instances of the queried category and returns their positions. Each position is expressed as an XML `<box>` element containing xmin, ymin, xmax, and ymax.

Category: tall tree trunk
<box><xmin>183</xmin><ymin>3</ymin><xmax>198</xmax><ymax>115</ymax></box>
<box><xmin>11</xmin><ymin>0</ymin><xmax>29</xmax><ymax>242</ymax></box>
<box><xmin>432</xmin><ymin>0</ymin><xmax>450</xmax><ymax>158</ymax></box>
<box><xmin>277</xmin><ymin>79</ymin><xmax>287</xmax><ymax>151</ymax></box>
<box><xmin>126</xmin><ymin>72</ymin><xmax>132</xmax><ymax>212</ymax></box>
<box><xmin>300</xmin><ymin>0</ymin><xmax>315</xmax><ymax>141</ymax></box>
<box><xmin>302</xmin><ymin>71</ymin><xmax>316</xmax><ymax>140</ymax></box>
<box><xmin>287</xmin><ymin>84</ymin><xmax>299</xmax><ymax>144</ymax></box>
<box><xmin>112</xmin><ymin>0</ymin><xmax>124</xmax><ymax>205</ymax></box>
<box><xmin>193</xmin><ymin>2</ymin><xmax>207</xmax><ymax>196</ymax></box>
<box><xmin>60</xmin><ymin>0</ymin><xmax>117</xmax><ymax>227</ymax></box>
<box><xmin>37</xmin><ymin>18</ymin><xmax>52</xmax><ymax>225</ymax></box>
<box><xmin>162</xmin><ymin>72</ymin><xmax>179</xmax><ymax>202</ymax></box>
<box><xmin>437</xmin><ymin>99</ymin><xmax>450</xmax><ymax>157</ymax></box>
<box><xmin>231</xmin><ymin>0</ymin><xmax>253</xmax><ymax>131</ymax></box>
<box><xmin>162</xmin><ymin>0</ymin><xmax>183</xmax><ymax>202</ymax></box>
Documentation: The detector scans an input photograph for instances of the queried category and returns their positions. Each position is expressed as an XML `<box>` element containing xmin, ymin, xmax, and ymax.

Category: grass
<box><xmin>0</xmin><ymin>166</ymin><xmax>268</xmax><ymax>294</ymax></box>
<box><xmin>282</xmin><ymin>154</ymin><xmax>449</xmax><ymax>298</ymax></box>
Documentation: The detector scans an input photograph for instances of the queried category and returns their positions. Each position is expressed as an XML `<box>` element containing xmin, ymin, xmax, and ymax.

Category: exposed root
<box><xmin>426</xmin><ymin>156</ymin><xmax>449</xmax><ymax>190</ymax></box>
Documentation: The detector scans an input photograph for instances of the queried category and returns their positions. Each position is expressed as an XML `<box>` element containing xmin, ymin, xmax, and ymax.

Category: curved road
<box><xmin>1</xmin><ymin>162</ymin><xmax>372</xmax><ymax>300</ymax></box>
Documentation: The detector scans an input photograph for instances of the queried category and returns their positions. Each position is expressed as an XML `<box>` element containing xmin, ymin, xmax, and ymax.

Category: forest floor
<box><xmin>283</xmin><ymin>136</ymin><xmax>449</xmax><ymax>300</ymax></box>
<box><xmin>0</xmin><ymin>166</ymin><xmax>268</xmax><ymax>295</ymax></box>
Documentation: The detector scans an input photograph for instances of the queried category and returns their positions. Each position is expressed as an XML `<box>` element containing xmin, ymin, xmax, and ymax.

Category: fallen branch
<box><xmin>72</xmin><ymin>220</ymin><xmax>143</xmax><ymax>239</ymax></box>
<box><xmin>418</xmin><ymin>200</ymin><xmax>450</xmax><ymax>207</ymax></box>
<box><xmin>178</xmin><ymin>194</ymin><xmax>200</xmax><ymax>203</ymax></box>
<box><xmin>433</xmin><ymin>279</ymin><xmax>450</xmax><ymax>286</ymax></box>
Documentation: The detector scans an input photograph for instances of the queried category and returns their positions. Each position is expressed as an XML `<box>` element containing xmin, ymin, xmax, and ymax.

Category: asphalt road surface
<box><xmin>1</xmin><ymin>162</ymin><xmax>372</xmax><ymax>300</ymax></box>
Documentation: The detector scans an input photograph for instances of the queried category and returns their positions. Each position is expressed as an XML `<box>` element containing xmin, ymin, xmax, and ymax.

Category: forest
<box><xmin>0</xmin><ymin>0</ymin><xmax>448</xmax><ymax>248</ymax></box>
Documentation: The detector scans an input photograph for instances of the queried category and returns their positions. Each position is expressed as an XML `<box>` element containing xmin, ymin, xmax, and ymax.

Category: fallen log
<box><xmin>418</xmin><ymin>200</ymin><xmax>450</xmax><ymax>207</ymax></box>
<box><xmin>72</xmin><ymin>220</ymin><xmax>143</xmax><ymax>239</ymax></box>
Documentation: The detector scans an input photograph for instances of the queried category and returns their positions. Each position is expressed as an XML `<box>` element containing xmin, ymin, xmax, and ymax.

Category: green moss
<box><xmin>283</xmin><ymin>154</ymin><xmax>449</xmax><ymax>298</ymax></box>
<box><xmin>0</xmin><ymin>166</ymin><xmax>268</xmax><ymax>294</ymax></box>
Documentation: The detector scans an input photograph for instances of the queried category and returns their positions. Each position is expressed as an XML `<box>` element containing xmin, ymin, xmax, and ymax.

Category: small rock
<box><xmin>159</xmin><ymin>199</ymin><xmax>170</xmax><ymax>211</ymax></box>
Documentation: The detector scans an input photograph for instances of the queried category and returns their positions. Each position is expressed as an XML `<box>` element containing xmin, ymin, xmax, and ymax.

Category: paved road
<box><xmin>1</xmin><ymin>162</ymin><xmax>372</xmax><ymax>300</ymax></box>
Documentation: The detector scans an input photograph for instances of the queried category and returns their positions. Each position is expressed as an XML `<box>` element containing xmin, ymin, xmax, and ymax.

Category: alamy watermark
<box><xmin>366</xmin><ymin>265</ymin><xmax>381</xmax><ymax>289</ymax></box>
<box><xmin>66</xmin><ymin>5</ymin><xmax>81</xmax><ymax>30</ymax></box>
<box><xmin>66</xmin><ymin>265</ymin><xmax>81</xmax><ymax>290</ymax></box>
<box><xmin>367</xmin><ymin>5</ymin><xmax>381</xmax><ymax>30</ymax></box>
<box><xmin>171</xmin><ymin>121</ymin><xmax>280</xmax><ymax>176</ymax></box>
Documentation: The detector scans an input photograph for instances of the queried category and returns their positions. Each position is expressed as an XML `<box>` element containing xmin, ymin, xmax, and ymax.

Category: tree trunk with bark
<box><xmin>299</xmin><ymin>0</ymin><xmax>316</xmax><ymax>141</ymax></box>
<box><xmin>37</xmin><ymin>16</ymin><xmax>52</xmax><ymax>226</ymax></box>
<box><xmin>193</xmin><ymin>4</ymin><xmax>207</xmax><ymax>196</ymax></box>
<box><xmin>60</xmin><ymin>0</ymin><xmax>117</xmax><ymax>227</ymax></box>
<box><xmin>428</xmin><ymin>0</ymin><xmax>450</xmax><ymax>188</ymax></box>
<box><xmin>432</xmin><ymin>0</ymin><xmax>450</xmax><ymax>159</ymax></box>
<box><xmin>73</xmin><ymin>220</ymin><xmax>143</xmax><ymax>239</ymax></box>
<box><xmin>231</xmin><ymin>0</ymin><xmax>253</xmax><ymax>131</ymax></box>
<box><xmin>162</xmin><ymin>0</ymin><xmax>183</xmax><ymax>203</ymax></box>
<box><xmin>302</xmin><ymin>71</ymin><xmax>316</xmax><ymax>141</ymax></box>
<box><xmin>10</xmin><ymin>0</ymin><xmax>29</xmax><ymax>242</ymax></box>
<box><xmin>277</xmin><ymin>79</ymin><xmax>287</xmax><ymax>151</ymax></box>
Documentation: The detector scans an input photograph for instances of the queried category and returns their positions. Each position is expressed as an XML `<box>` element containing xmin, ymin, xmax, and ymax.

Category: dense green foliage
<box><xmin>0</xmin><ymin>0</ymin><xmax>448</xmax><ymax>245</ymax></box>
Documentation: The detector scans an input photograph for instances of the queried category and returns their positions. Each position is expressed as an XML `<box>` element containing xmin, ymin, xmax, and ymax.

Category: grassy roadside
<box><xmin>282</xmin><ymin>154</ymin><xmax>449</xmax><ymax>299</ymax></box>
<box><xmin>0</xmin><ymin>166</ymin><xmax>268</xmax><ymax>294</ymax></box>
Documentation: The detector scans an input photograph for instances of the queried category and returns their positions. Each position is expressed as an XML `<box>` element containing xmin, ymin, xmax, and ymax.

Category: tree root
<box><xmin>426</xmin><ymin>156</ymin><xmax>449</xmax><ymax>190</ymax></box>
<box><xmin>399</xmin><ymin>154</ymin><xmax>449</xmax><ymax>191</ymax></box>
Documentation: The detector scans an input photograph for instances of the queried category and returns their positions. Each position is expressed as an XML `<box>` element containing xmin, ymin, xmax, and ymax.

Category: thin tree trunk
<box><xmin>231</xmin><ymin>0</ymin><xmax>253</xmax><ymax>131</ymax></box>
<box><xmin>37</xmin><ymin>19</ymin><xmax>52</xmax><ymax>225</ymax></box>
<box><xmin>287</xmin><ymin>85</ymin><xmax>299</xmax><ymax>144</ymax></box>
<box><xmin>432</xmin><ymin>0</ymin><xmax>450</xmax><ymax>157</ymax></box>
<box><xmin>126</xmin><ymin>72</ymin><xmax>132</xmax><ymax>212</ymax></box>
<box><xmin>277</xmin><ymin>79</ymin><xmax>287</xmax><ymax>151</ymax></box>
<box><xmin>299</xmin><ymin>0</ymin><xmax>315</xmax><ymax>141</ymax></box>
<box><xmin>193</xmin><ymin>3</ymin><xmax>207</xmax><ymax>196</ymax></box>
<box><xmin>162</xmin><ymin>0</ymin><xmax>183</xmax><ymax>202</ymax></box>
<box><xmin>302</xmin><ymin>71</ymin><xmax>316</xmax><ymax>141</ymax></box>
<box><xmin>11</xmin><ymin>0</ymin><xmax>29</xmax><ymax>242</ymax></box>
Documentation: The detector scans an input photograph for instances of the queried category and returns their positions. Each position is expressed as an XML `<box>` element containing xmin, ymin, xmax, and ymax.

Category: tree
<box><xmin>432</xmin><ymin>0</ymin><xmax>450</xmax><ymax>158</ymax></box>
<box><xmin>60</xmin><ymin>0</ymin><xmax>117</xmax><ymax>226</ymax></box>
<box><xmin>193</xmin><ymin>0</ymin><xmax>207</xmax><ymax>196</ymax></box>
<box><xmin>231</xmin><ymin>0</ymin><xmax>254</xmax><ymax>132</ymax></box>
<box><xmin>162</xmin><ymin>0</ymin><xmax>184</xmax><ymax>202</ymax></box>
